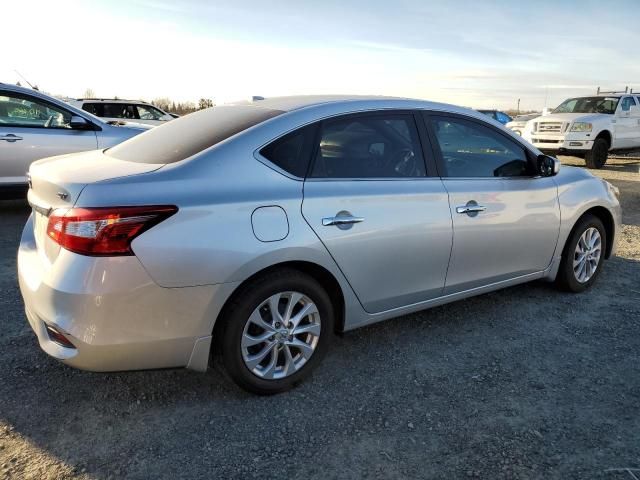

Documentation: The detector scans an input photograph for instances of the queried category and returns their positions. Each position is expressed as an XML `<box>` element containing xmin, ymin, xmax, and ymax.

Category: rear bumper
<box><xmin>17</xmin><ymin>214</ymin><xmax>237</xmax><ymax>372</ymax></box>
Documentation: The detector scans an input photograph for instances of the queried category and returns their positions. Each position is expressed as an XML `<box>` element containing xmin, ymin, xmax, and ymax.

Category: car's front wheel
<box><xmin>556</xmin><ymin>214</ymin><xmax>606</xmax><ymax>292</ymax></box>
<box><xmin>216</xmin><ymin>269</ymin><xmax>334</xmax><ymax>394</ymax></box>
<box><xmin>584</xmin><ymin>138</ymin><xmax>608</xmax><ymax>169</ymax></box>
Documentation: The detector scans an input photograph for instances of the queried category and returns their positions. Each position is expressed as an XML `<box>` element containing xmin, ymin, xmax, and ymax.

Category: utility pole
<box><xmin>517</xmin><ymin>98</ymin><xmax>520</xmax><ymax>115</ymax></box>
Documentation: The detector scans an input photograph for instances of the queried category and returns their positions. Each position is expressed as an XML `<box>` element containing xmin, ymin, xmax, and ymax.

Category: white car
<box><xmin>0</xmin><ymin>83</ymin><xmax>150</xmax><ymax>198</ymax></box>
<box><xmin>68</xmin><ymin>99</ymin><xmax>176</xmax><ymax>126</ymax></box>
<box><xmin>522</xmin><ymin>90</ymin><xmax>640</xmax><ymax>168</ymax></box>
<box><xmin>505</xmin><ymin>113</ymin><xmax>540</xmax><ymax>136</ymax></box>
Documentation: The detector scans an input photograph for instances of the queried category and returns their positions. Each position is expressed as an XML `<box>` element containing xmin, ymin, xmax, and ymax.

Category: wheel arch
<box><xmin>595</xmin><ymin>130</ymin><xmax>612</xmax><ymax>149</ymax></box>
<box><xmin>565</xmin><ymin>206</ymin><xmax>615</xmax><ymax>259</ymax></box>
<box><xmin>212</xmin><ymin>261</ymin><xmax>347</xmax><ymax>344</ymax></box>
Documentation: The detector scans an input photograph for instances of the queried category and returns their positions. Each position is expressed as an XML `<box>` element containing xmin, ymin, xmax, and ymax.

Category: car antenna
<box><xmin>14</xmin><ymin>70</ymin><xmax>39</xmax><ymax>90</ymax></box>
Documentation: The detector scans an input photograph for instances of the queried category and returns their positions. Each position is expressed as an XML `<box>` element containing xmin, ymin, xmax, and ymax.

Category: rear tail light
<box><xmin>46</xmin><ymin>205</ymin><xmax>177</xmax><ymax>256</ymax></box>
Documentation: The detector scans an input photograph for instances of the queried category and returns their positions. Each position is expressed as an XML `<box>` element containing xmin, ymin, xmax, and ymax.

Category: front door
<box><xmin>302</xmin><ymin>112</ymin><xmax>453</xmax><ymax>313</ymax></box>
<box><xmin>615</xmin><ymin>96</ymin><xmax>640</xmax><ymax>149</ymax></box>
<box><xmin>0</xmin><ymin>91</ymin><xmax>97</xmax><ymax>184</ymax></box>
<box><xmin>426</xmin><ymin>113</ymin><xmax>560</xmax><ymax>294</ymax></box>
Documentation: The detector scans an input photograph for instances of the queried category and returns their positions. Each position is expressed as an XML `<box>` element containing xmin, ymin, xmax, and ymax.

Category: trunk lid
<box><xmin>27</xmin><ymin>149</ymin><xmax>164</xmax><ymax>261</ymax></box>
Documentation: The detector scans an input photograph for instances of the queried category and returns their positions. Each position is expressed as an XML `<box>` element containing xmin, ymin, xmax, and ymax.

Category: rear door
<box><xmin>301</xmin><ymin>111</ymin><xmax>452</xmax><ymax>313</ymax></box>
<box><xmin>0</xmin><ymin>90</ymin><xmax>97</xmax><ymax>185</ymax></box>
<box><xmin>424</xmin><ymin>112</ymin><xmax>560</xmax><ymax>294</ymax></box>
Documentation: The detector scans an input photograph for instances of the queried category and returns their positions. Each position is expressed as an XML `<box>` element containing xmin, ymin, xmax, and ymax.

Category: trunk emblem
<box><xmin>57</xmin><ymin>192</ymin><xmax>69</xmax><ymax>200</ymax></box>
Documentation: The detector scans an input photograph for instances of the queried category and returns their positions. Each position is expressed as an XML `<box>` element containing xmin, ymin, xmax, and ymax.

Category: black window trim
<box><xmin>421</xmin><ymin>110</ymin><xmax>540</xmax><ymax>180</ymax></box>
<box><xmin>0</xmin><ymin>90</ymin><xmax>101</xmax><ymax>132</ymax></box>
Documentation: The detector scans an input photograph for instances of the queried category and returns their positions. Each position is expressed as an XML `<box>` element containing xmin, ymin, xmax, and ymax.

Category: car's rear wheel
<box><xmin>216</xmin><ymin>269</ymin><xmax>334</xmax><ymax>394</ymax></box>
<box><xmin>555</xmin><ymin>214</ymin><xmax>606</xmax><ymax>292</ymax></box>
<box><xmin>584</xmin><ymin>138</ymin><xmax>608</xmax><ymax>169</ymax></box>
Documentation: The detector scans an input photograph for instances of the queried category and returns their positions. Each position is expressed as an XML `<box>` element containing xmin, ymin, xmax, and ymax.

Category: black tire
<box><xmin>555</xmin><ymin>214</ymin><xmax>606</xmax><ymax>293</ymax></box>
<box><xmin>214</xmin><ymin>268</ymin><xmax>334</xmax><ymax>395</ymax></box>
<box><xmin>584</xmin><ymin>138</ymin><xmax>608</xmax><ymax>169</ymax></box>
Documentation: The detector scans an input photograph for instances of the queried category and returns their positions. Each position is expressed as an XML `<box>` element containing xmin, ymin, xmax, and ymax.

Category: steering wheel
<box><xmin>390</xmin><ymin>148</ymin><xmax>418</xmax><ymax>177</ymax></box>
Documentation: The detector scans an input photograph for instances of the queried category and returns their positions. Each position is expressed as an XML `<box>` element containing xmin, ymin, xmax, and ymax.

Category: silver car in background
<box><xmin>0</xmin><ymin>83</ymin><xmax>149</xmax><ymax>198</ymax></box>
<box><xmin>17</xmin><ymin>96</ymin><xmax>621</xmax><ymax>394</ymax></box>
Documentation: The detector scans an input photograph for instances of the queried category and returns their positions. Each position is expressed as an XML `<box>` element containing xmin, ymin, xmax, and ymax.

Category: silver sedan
<box><xmin>17</xmin><ymin>96</ymin><xmax>622</xmax><ymax>394</ymax></box>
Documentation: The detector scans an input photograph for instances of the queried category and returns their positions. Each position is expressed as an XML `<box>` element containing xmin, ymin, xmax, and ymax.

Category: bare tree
<box><xmin>198</xmin><ymin>98</ymin><xmax>214</xmax><ymax>110</ymax></box>
<box><xmin>83</xmin><ymin>88</ymin><xmax>96</xmax><ymax>99</ymax></box>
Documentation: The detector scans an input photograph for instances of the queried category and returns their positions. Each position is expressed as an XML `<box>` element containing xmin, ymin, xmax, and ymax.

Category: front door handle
<box><xmin>456</xmin><ymin>201</ymin><xmax>486</xmax><ymax>217</ymax></box>
<box><xmin>322</xmin><ymin>213</ymin><xmax>365</xmax><ymax>227</ymax></box>
<box><xmin>0</xmin><ymin>134</ymin><xmax>23</xmax><ymax>142</ymax></box>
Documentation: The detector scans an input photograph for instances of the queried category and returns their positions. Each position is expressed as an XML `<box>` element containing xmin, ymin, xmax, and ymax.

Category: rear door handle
<box><xmin>0</xmin><ymin>134</ymin><xmax>23</xmax><ymax>142</ymax></box>
<box><xmin>322</xmin><ymin>214</ymin><xmax>365</xmax><ymax>227</ymax></box>
<box><xmin>456</xmin><ymin>205</ymin><xmax>486</xmax><ymax>214</ymax></box>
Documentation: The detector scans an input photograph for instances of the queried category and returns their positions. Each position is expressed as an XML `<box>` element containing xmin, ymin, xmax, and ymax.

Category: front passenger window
<box><xmin>431</xmin><ymin>116</ymin><xmax>531</xmax><ymax>178</ymax></box>
<box><xmin>310</xmin><ymin>114</ymin><xmax>426</xmax><ymax>178</ymax></box>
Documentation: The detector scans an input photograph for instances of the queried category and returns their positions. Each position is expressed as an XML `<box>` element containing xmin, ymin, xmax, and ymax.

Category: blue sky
<box><xmin>3</xmin><ymin>0</ymin><xmax>639</xmax><ymax>109</ymax></box>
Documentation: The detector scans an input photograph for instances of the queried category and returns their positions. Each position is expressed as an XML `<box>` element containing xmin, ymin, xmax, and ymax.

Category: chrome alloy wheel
<box><xmin>241</xmin><ymin>292</ymin><xmax>321</xmax><ymax>380</ymax></box>
<box><xmin>573</xmin><ymin>227</ymin><xmax>602</xmax><ymax>283</ymax></box>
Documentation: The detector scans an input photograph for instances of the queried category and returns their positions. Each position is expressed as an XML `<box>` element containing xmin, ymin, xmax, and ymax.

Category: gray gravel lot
<box><xmin>1</xmin><ymin>157</ymin><xmax>639</xmax><ymax>480</ymax></box>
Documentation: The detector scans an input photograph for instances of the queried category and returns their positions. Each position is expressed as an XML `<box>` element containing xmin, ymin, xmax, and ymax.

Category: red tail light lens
<box><xmin>46</xmin><ymin>205</ymin><xmax>177</xmax><ymax>256</ymax></box>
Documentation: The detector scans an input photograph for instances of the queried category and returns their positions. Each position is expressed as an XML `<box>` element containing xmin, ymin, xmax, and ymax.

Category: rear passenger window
<box><xmin>259</xmin><ymin>125</ymin><xmax>316</xmax><ymax>178</ymax></box>
<box><xmin>82</xmin><ymin>103</ymin><xmax>101</xmax><ymax>115</ymax></box>
<box><xmin>430</xmin><ymin>116</ymin><xmax>531</xmax><ymax>178</ymax></box>
<box><xmin>310</xmin><ymin>114</ymin><xmax>426</xmax><ymax>178</ymax></box>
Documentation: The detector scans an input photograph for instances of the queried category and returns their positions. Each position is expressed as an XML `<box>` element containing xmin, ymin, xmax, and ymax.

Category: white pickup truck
<box><xmin>522</xmin><ymin>90</ymin><xmax>640</xmax><ymax>168</ymax></box>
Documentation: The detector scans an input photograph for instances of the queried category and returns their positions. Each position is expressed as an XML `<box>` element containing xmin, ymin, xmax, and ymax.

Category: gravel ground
<box><xmin>1</xmin><ymin>157</ymin><xmax>639</xmax><ymax>480</ymax></box>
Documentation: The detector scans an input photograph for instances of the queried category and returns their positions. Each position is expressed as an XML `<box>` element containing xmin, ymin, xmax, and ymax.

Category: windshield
<box><xmin>553</xmin><ymin>97</ymin><xmax>619</xmax><ymax>114</ymax></box>
<box><xmin>106</xmin><ymin>105</ymin><xmax>283</xmax><ymax>164</ymax></box>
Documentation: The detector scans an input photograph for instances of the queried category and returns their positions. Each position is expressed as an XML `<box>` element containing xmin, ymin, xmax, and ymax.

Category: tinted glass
<box><xmin>260</xmin><ymin>125</ymin><xmax>315</xmax><ymax>178</ymax></box>
<box><xmin>82</xmin><ymin>103</ymin><xmax>101</xmax><ymax>116</ymax></box>
<box><xmin>103</xmin><ymin>103</ymin><xmax>137</xmax><ymax>119</ymax></box>
<box><xmin>620</xmin><ymin>97</ymin><xmax>636</xmax><ymax>111</ymax></box>
<box><xmin>107</xmin><ymin>105</ymin><xmax>283</xmax><ymax>164</ymax></box>
<box><xmin>431</xmin><ymin>116</ymin><xmax>530</xmax><ymax>178</ymax></box>
<box><xmin>0</xmin><ymin>93</ymin><xmax>71</xmax><ymax>128</ymax></box>
<box><xmin>310</xmin><ymin>114</ymin><xmax>425</xmax><ymax>178</ymax></box>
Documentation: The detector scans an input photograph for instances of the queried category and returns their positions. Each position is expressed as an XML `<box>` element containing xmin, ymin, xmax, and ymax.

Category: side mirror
<box><xmin>70</xmin><ymin>115</ymin><xmax>91</xmax><ymax>130</ymax></box>
<box><xmin>537</xmin><ymin>154</ymin><xmax>560</xmax><ymax>177</ymax></box>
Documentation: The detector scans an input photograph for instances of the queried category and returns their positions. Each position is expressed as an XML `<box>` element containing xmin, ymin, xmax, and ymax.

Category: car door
<box><xmin>301</xmin><ymin>111</ymin><xmax>452</xmax><ymax>313</ymax></box>
<box><xmin>615</xmin><ymin>97</ymin><xmax>639</xmax><ymax>149</ymax></box>
<box><xmin>424</xmin><ymin>112</ymin><xmax>560</xmax><ymax>294</ymax></box>
<box><xmin>0</xmin><ymin>91</ymin><xmax>98</xmax><ymax>185</ymax></box>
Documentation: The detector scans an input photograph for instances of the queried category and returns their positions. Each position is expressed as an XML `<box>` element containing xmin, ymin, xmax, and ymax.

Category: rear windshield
<box><xmin>106</xmin><ymin>105</ymin><xmax>283</xmax><ymax>164</ymax></box>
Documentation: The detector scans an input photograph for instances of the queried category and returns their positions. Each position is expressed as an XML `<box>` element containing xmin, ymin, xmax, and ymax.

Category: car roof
<box><xmin>75</xmin><ymin>98</ymin><xmax>152</xmax><ymax>103</ymax></box>
<box><xmin>232</xmin><ymin>94</ymin><xmax>482</xmax><ymax>116</ymax></box>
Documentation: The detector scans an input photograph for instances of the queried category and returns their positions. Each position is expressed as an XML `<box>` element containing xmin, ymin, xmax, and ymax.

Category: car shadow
<box><xmin>2</xmin><ymin>254</ymin><xmax>640</xmax><ymax>478</ymax></box>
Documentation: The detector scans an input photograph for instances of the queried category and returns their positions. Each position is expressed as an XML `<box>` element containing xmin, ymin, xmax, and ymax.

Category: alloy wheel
<box><xmin>241</xmin><ymin>291</ymin><xmax>321</xmax><ymax>380</ymax></box>
<box><xmin>573</xmin><ymin>227</ymin><xmax>602</xmax><ymax>283</ymax></box>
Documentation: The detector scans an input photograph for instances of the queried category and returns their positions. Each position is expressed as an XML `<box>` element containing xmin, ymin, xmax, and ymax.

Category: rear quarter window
<box><xmin>259</xmin><ymin>125</ymin><xmax>316</xmax><ymax>178</ymax></box>
<box><xmin>106</xmin><ymin>105</ymin><xmax>283</xmax><ymax>164</ymax></box>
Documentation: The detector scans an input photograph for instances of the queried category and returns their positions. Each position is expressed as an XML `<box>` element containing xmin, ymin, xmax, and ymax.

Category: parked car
<box><xmin>68</xmin><ymin>98</ymin><xmax>175</xmax><ymax>126</ymax></box>
<box><xmin>0</xmin><ymin>83</ymin><xmax>149</xmax><ymax>198</ymax></box>
<box><xmin>505</xmin><ymin>113</ymin><xmax>540</xmax><ymax>136</ymax></box>
<box><xmin>522</xmin><ymin>89</ymin><xmax>640</xmax><ymax>168</ymax></box>
<box><xmin>18</xmin><ymin>96</ymin><xmax>621</xmax><ymax>394</ymax></box>
<box><xmin>477</xmin><ymin>109</ymin><xmax>512</xmax><ymax>125</ymax></box>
